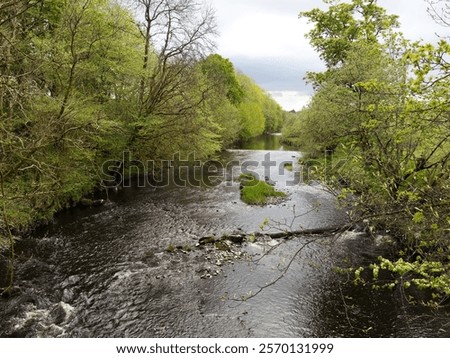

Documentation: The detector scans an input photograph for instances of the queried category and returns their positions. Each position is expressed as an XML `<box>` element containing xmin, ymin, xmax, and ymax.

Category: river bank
<box><xmin>1</xmin><ymin>138</ymin><xmax>449</xmax><ymax>337</ymax></box>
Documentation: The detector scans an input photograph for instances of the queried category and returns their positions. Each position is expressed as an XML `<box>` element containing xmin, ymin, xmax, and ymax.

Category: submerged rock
<box><xmin>215</xmin><ymin>241</ymin><xmax>230</xmax><ymax>252</ymax></box>
<box><xmin>221</xmin><ymin>233</ymin><xmax>245</xmax><ymax>244</ymax></box>
<box><xmin>49</xmin><ymin>302</ymin><xmax>74</xmax><ymax>325</ymax></box>
<box><xmin>373</xmin><ymin>234</ymin><xmax>396</xmax><ymax>248</ymax></box>
<box><xmin>198</xmin><ymin>236</ymin><xmax>216</xmax><ymax>245</ymax></box>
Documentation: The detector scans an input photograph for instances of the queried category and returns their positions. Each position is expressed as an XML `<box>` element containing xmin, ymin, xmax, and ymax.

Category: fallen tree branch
<box><xmin>261</xmin><ymin>225</ymin><xmax>352</xmax><ymax>239</ymax></box>
<box><xmin>195</xmin><ymin>224</ymin><xmax>353</xmax><ymax>302</ymax></box>
<box><xmin>197</xmin><ymin>225</ymin><xmax>352</xmax><ymax>246</ymax></box>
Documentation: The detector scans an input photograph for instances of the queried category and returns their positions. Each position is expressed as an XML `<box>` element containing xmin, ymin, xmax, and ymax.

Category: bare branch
<box><xmin>427</xmin><ymin>0</ymin><xmax>450</xmax><ymax>28</ymax></box>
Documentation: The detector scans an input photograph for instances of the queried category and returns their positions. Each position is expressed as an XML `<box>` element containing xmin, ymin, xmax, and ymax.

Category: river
<box><xmin>1</xmin><ymin>134</ymin><xmax>449</xmax><ymax>337</ymax></box>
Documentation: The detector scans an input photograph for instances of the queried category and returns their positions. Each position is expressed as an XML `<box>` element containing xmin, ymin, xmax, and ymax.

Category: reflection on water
<box><xmin>238</xmin><ymin>133</ymin><xmax>298</xmax><ymax>151</ymax></box>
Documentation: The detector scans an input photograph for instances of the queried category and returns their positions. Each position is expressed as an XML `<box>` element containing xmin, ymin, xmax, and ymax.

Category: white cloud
<box><xmin>231</xmin><ymin>56</ymin><xmax>321</xmax><ymax>92</ymax></box>
<box><xmin>217</xmin><ymin>12</ymin><xmax>310</xmax><ymax>59</ymax></box>
<box><xmin>379</xmin><ymin>0</ymin><xmax>442</xmax><ymax>42</ymax></box>
<box><xmin>269</xmin><ymin>91</ymin><xmax>311</xmax><ymax>112</ymax></box>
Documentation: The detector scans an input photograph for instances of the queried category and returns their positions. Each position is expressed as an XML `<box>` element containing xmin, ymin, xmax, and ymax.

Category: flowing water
<box><xmin>1</xmin><ymin>134</ymin><xmax>449</xmax><ymax>337</ymax></box>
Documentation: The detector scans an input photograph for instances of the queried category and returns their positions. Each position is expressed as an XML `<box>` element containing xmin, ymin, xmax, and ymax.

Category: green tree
<box><xmin>300</xmin><ymin>0</ymin><xmax>399</xmax><ymax>66</ymax></box>
<box><xmin>235</xmin><ymin>73</ymin><xmax>283</xmax><ymax>140</ymax></box>
<box><xmin>295</xmin><ymin>0</ymin><xmax>450</xmax><ymax>303</ymax></box>
<box><xmin>262</xmin><ymin>94</ymin><xmax>284</xmax><ymax>133</ymax></box>
<box><xmin>199</xmin><ymin>54</ymin><xmax>243</xmax><ymax>146</ymax></box>
<box><xmin>300</xmin><ymin>0</ymin><xmax>399</xmax><ymax>87</ymax></box>
<box><xmin>236</xmin><ymin>74</ymin><xmax>266</xmax><ymax>139</ymax></box>
<box><xmin>200</xmin><ymin>54</ymin><xmax>244</xmax><ymax>105</ymax></box>
<box><xmin>125</xmin><ymin>0</ymin><xmax>223</xmax><ymax>160</ymax></box>
<box><xmin>0</xmin><ymin>0</ymin><xmax>142</xmax><ymax>253</ymax></box>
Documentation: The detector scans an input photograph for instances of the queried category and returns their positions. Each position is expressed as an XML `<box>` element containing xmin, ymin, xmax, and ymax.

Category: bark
<box><xmin>197</xmin><ymin>225</ymin><xmax>351</xmax><ymax>245</ymax></box>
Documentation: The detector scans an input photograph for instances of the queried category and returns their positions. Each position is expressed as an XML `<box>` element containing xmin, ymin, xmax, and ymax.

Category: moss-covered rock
<box><xmin>214</xmin><ymin>241</ymin><xmax>231</xmax><ymax>252</ymax></box>
<box><xmin>239</xmin><ymin>174</ymin><xmax>286</xmax><ymax>205</ymax></box>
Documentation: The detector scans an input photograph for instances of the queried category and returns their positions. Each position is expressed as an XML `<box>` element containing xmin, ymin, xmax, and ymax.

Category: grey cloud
<box><xmin>230</xmin><ymin>55</ymin><xmax>324</xmax><ymax>93</ymax></box>
<box><xmin>210</xmin><ymin>0</ymin><xmax>445</xmax><ymax>108</ymax></box>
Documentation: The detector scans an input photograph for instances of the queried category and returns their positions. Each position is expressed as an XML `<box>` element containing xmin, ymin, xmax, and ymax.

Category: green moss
<box><xmin>166</xmin><ymin>244</ymin><xmax>176</xmax><ymax>253</ymax></box>
<box><xmin>239</xmin><ymin>174</ymin><xmax>286</xmax><ymax>205</ymax></box>
<box><xmin>239</xmin><ymin>173</ymin><xmax>257</xmax><ymax>184</ymax></box>
<box><xmin>215</xmin><ymin>241</ymin><xmax>230</xmax><ymax>251</ymax></box>
<box><xmin>283</xmin><ymin>163</ymin><xmax>293</xmax><ymax>171</ymax></box>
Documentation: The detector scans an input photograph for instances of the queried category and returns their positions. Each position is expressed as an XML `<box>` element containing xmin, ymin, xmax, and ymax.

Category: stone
<box><xmin>198</xmin><ymin>236</ymin><xmax>216</xmax><ymax>245</ymax></box>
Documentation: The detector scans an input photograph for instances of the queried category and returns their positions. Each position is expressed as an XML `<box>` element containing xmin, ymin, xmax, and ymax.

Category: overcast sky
<box><xmin>208</xmin><ymin>0</ymin><xmax>446</xmax><ymax>111</ymax></box>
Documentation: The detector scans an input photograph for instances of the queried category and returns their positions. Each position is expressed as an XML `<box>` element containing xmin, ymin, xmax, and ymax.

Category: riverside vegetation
<box><xmin>0</xmin><ymin>0</ymin><xmax>284</xmax><ymax>291</ymax></box>
<box><xmin>283</xmin><ymin>0</ymin><xmax>450</xmax><ymax>305</ymax></box>
<box><xmin>2</xmin><ymin>0</ymin><xmax>450</xmax><ymax>311</ymax></box>
<box><xmin>239</xmin><ymin>173</ymin><xmax>286</xmax><ymax>205</ymax></box>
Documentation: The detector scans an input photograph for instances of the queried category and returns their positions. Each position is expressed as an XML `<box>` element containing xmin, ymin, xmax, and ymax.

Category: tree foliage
<box><xmin>0</xmin><ymin>0</ymin><xmax>277</xmax><ymax>290</ymax></box>
<box><xmin>200</xmin><ymin>54</ymin><xmax>244</xmax><ymax>105</ymax></box>
<box><xmin>294</xmin><ymin>0</ymin><xmax>450</xmax><ymax>304</ymax></box>
<box><xmin>236</xmin><ymin>73</ymin><xmax>283</xmax><ymax>139</ymax></box>
<box><xmin>300</xmin><ymin>0</ymin><xmax>399</xmax><ymax>67</ymax></box>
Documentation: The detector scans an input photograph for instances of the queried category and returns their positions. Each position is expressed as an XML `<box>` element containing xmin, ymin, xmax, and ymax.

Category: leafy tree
<box><xmin>124</xmin><ymin>0</ymin><xmax>224</xmax><ymax>160</ymax></box>
<box><xmin>300</xmin><ymin>0</ymin><xmax>399</xmax><ymax>87</ymax></box>
<box><xmin>281</xmin><ymin>111</ymin><xmax>303</xmax><ymax>146</ymax></box>
<box><xmin>199</xmin><ymin>55</ymin><xmax>283</xmax><ymax>143</ymax></box>
<box><xmin>132</xmin><ymin>0</ymin><xmax>217</xmax><ymax>116</ymax></box>
<box><xmin>200</xmin><ymin>54</ymin><xmax>244</xmax><ymax>105</ymax></box>
<box><xmin>235</xmin><ymin>73</ymin><xmax>284</xmax><ymax>140</ymax></box>
<box><xmin>0</xmin><ymin>0</ymin><xmax>143</xmax><ymax>283</ymax></box>
<box><xmin>236</xmin><ymin>74</ymin><xmax>266</xmax><ymax>139</ymax></box>
<box><xmin>262</xmin><ymin>95</ymin><xmax>283</xmax><ymax>133</ymax></box>
<box><xmin>0</xmin><ymin>0</ymin><xmax>273</xmax><ymax>292</ymax></box>
<box><xmin>199</xmin><ymin>54</ymin><xmax>243</xmax><ymax>146</ymax></box>
<box><xmin>294</xmin><ymin>0</ymin><xmax>450</xmax><ymax>304</ymax></box>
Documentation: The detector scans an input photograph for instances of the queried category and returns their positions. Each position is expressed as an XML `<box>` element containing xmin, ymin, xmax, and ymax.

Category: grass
<box><xmin>239</xmin><ymin>174</ymin><xmax>286</xmax><ymax>205</ymax></box>
<box><xmin>283</xmin><ymin>163</ymin><xmax>293</xmax><ymax>171</ymax></box>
